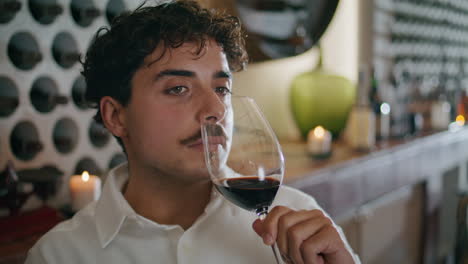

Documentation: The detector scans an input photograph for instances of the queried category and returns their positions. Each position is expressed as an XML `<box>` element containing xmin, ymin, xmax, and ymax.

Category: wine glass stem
<box><xmin>257</xmin><ymin>208</ymin><xmax>284</xmax><ymax>264</ymax></box>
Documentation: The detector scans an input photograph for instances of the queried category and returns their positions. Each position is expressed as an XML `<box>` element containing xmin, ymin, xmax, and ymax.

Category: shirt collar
<box><xmin>94</xmin><ymin>162</ymin><xmax>225</xmax><ymax>248</ymax></box>
<box><xmin>95</xmin><ymin>162</ymin><xmax>134</xmax><ymax>248</ymax></box>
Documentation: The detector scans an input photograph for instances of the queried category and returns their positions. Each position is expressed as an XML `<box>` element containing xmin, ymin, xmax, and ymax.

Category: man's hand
<box><xmin>252</xmin><ymin>206</ymin><xmax>355</xmax><ymax>264</ymax></box>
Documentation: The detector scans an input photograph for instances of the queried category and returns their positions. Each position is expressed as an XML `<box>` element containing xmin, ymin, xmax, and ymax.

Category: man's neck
<box><xmin>123</xmin><ymin>165</ymin><xmax>212</xmax><ymax>230</ymax></box>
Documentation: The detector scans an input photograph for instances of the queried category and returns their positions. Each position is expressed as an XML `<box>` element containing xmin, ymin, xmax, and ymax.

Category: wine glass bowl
<box><xmin>202</xmin><ymin>95</ymin><xmax>284</xmax><ymax>216</ymax></box>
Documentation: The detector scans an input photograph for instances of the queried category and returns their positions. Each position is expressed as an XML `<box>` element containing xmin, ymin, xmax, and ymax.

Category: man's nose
<box><xmin>199</xmin><ymin>92</ymin><xmax>227</xmax><ymax>123</ymax></box>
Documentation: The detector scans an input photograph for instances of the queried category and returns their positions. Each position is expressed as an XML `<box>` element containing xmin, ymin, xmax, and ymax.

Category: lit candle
<box><xmin>69</xmin><ymin>171</ymin><xmax>101</xmax><ymax>211</ymax></box>
<box><xmin>307</xmin><ymin>126</ymin><xmax>332</xmax><ymax>157</ymax></box>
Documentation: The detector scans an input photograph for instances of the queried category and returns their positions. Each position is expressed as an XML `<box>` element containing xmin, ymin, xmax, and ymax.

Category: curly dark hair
<box><xmin>82</xmin><ymin>0</ymin><xmax>248</xmax><ymax>150</ymax></box>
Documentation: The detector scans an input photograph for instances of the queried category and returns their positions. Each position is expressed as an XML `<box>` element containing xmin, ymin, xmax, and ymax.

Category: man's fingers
<box><xmin>254</xmin><ymin>207</ymin><xmax>354</xmax><ymax>264</ymax></box>
<box><xmin>252</xmin><ymin>219</ymin><xmax>263</xmax><ymax>236</ymax></box>
<box><xmin>276</xmin><ymin>210</ymin><xmax>323</xmax><ymax>259</ymax></box>
<box><xmin>301</xmin><ymin>225</ymin><xmax>344</xmax><ymax>263</ymax></box>
<box><xmin>285</xmin><ymin>216</ymin><xmax>331</xmax><ymax>264</ymax></box>
<box><xmin>259</xmin><ymin>206</ymin><xmax>292</xmax><ymax>245</ymax></box>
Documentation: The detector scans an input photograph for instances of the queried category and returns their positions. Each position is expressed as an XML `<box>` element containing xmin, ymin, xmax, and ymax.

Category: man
<box><xmin>26</xmin><ymin>1</ymin><xmax>360</xmax><ymax>263</ymax></box>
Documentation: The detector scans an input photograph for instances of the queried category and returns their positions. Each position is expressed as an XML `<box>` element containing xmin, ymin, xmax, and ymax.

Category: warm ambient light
<box><xmin>380</xmin><ymin>102</ymin><xmax>391</xmax><ymax>115</ymax></box>
<box><xmin>313</xmin><ymin>126</ymin><xmax>325</xmax><ymax>139</ymax></box>
<box><xmin>456</xmin><ymin>115</ymin><xmax>465</xmax><ymax>126</ymax></box>
<box><xmin>81</xmin><ymin>171</ymin><xmax>90</xmax><ymax>182</ymax></box>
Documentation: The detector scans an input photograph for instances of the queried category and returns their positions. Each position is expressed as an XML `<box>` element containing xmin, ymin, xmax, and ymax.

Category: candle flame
<box><xmin>314</xmin><ymin>126</ymin><xmax>325</xmax><ymax>139</ymax></box>
<box><xmin>456</xmin><ymin>115</ymin><xmax>465</xmax><ymax>126</ymax></box>
<box><xmin>81</xmin><ymin>171</ymin><xmax>90</xmax><ymax>182</ymax></box>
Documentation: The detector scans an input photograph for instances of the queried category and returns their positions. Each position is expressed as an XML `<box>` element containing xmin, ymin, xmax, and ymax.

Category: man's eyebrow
<box><xmin>214</xmin><ymin>70</ymin><xmax>232</xmax><ymax>79</ymax></box>
<box><xmin>155</xmin><ymin>69</ymin><xmax>195</xmax><ymax>81</ymax></box>
<box><xmin>154</xmin><ymin>69</ymin><xmax>231</xmax><ymax>81</ymax></box>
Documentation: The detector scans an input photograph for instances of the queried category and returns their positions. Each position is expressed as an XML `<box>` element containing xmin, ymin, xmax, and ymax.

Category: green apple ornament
<box><xmin>290</xmin><ymin>46</ymin><xmax>356</xmax><ymax>139</ymax></box>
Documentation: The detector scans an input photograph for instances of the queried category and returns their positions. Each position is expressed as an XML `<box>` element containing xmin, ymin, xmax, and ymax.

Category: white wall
<box><xmin>233</xmin><ymin>0</ymin><xmax>359</xmax><ymax>140</ymax></box>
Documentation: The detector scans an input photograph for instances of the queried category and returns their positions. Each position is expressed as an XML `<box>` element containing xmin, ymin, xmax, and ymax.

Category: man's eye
<box><xmin>166</xmin><ymin>86</ymin><xmax>188</xmax><ymax>95</ymax></box>
<box><xmin>215</xmin><ymin>87</ymin><xmax>231</xmax><ymax>96</ymax></box>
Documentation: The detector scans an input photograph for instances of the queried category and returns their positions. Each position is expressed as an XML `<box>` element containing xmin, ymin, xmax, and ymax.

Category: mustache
<box><xmin>180</xmin><ymin>130</ymin><xmax>202</xmax><ymax>145</ymax></box>
<box><xmin>180</xmin><ymin>124</ymin><xmax>227</xmax><ymax>145</ymax></box>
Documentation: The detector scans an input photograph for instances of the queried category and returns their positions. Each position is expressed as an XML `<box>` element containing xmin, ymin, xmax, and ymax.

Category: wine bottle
<box><xmin>10</xmin><ymin>121</ymin><xmax>43</xmax><ymax>161</ymax></box>
<box><xmin>70</xmin><ymin>0</ymin><xmax>101</xmax><ymax>27</ymax></box>
<box><xmin>105</xmin><ymin>0</ymin><xmax>127</xmax><ymax>24</ymax></box>
<box><xmin>456</xmin><ymin>58</ymin><xmax>468</xmax><ymax>120</ymax></box>
<box><xmin>17</xmin><ymin>165</ymin><xmax>63</xmax><ymax>201</ymax></box>
<box><xmin>71</xmin><ymin>76</ymin><xmax>88</xmax><ymax>109</ymax></box>
<box><xmin>368</xmin><ymin>67</ymin><xmax>391</xmax><ymax>140</ymax></box>
<box><xmin>0</xmin><ymin>96</ymin><xmax>19</xmax><ymax>115</ymax></box>
<box><xmin>30</xmin><ymin>76</ymin><xmax>68</xmax><ymax>113</ymax></box>
<box><xmin>0</xmin><ymin>161</ymin><xmax>34</xmax><ymax>215</ymax></box>
<box><xmin>108</xmin><ymin>152</ymin><xmax>127</xmax><ymax>170</ymax></box>
<box><xmin>0</xmin><ymin>0</ymin><xmax>21</xmax><ymax>23</ymax></box>
<box><xmin>75</xmin><ymin>157</ymin><xmax>102</xmax><ymax>177</ymax></box>
<box><xmin>52</xmin><ymin>32</ymin><xmax>80</xmax><ymax>69</ymax></box>
<box><xmin>53</xmin><ymin>118</ymin><xmax>79</xmax><ymax>154</ymax></box>
<box><xmin>345</xmin><ymin>64</ymin><xmax>376</xmax><ymax>150</ymax></box>
<box><xmin>89</xmin><ymin>120</ymin><xmax>110</xmax><ymax>148</ymax></box>
<box><xmin>7</xmin><ymin>32</ymin><xmax>42</xmax><ymax>70</ymax></box>
<box><xmin>28</xmin><ymin>0</ymin><xmax>63</xmax><ymax>25</ymax></box>
<box><xmin>0</xmin><ymin>77</ymin><xmax>19</xmax><ymax>117</ymax></box>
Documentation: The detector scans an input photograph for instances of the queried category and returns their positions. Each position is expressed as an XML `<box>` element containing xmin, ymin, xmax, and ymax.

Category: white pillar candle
<box><xmin>69</xmin><ymin>171</ymin><xmax>101</xmax><ymax>211</ymax></box>
<box><xmin>307</xmin><ymin>126</ymin><xmax>332</xmax><ymax>156</ymax></box>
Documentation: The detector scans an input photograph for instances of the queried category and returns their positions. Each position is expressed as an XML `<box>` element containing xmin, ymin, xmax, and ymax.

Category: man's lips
<box><xmin>186</xmin><ymin>136</ymin><xmax>227</xmax><ymax>151</ymax></box>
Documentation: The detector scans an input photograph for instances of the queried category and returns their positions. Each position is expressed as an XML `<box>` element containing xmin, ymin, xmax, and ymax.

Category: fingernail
<box><xmin>263</xmin><ymin>234</ymin><xmax>274</xmax><ymax>245</ymax></box>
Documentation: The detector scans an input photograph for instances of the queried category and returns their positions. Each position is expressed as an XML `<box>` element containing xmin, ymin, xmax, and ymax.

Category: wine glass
<box><xmin>201</xmin><ymin>96</ymin><xmax>285</xmax><ymax>264</ymax></box>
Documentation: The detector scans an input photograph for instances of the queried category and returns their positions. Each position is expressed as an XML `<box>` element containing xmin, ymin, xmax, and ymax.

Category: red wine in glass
<box><xmin>214</xmin><ymin>176</ymin><xmax>280</xmax><ymax>214</ymax></box>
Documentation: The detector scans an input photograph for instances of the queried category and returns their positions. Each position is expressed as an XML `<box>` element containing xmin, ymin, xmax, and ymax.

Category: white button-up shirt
<box><xmin>25</xmin><ymin>163</ymin><xmax>360</xmax><ymax>263</ymax></box>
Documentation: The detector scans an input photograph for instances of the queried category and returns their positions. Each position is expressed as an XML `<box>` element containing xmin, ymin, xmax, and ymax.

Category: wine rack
<box><xmin>373</xmin><ymin>0</ymin><xmax>468</xmax><ymax>136</ymax></box>
<box><xmin>0</xmin><ymin>0</ymin><xmax>135</xmax><ymax>207</ymax></box>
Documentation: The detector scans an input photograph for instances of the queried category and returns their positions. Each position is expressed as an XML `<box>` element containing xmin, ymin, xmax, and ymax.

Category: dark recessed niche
<box><xmin>71</xmin><ymin>75</ymin><xmax>88</xmax><ymax>110</ymax></box>
<box><xmin>52</xmin><ymin>32</ymin><xmax>80</xmax><ymax>69</ymax></box>
<box><xmin>0</xmin><ymin>76</ymin><xmax>19</xmax><ymax>117</ymax></box>
<box><xmin>108</xmin><ymin>152</ymin><xmax>126</xmax><ymax>169</ymax></box>
<box><xmin>53</xmin><ymin>118</ymin><xmax>79</xmax><ymax>154</ymax></box>
<box><xmin>28</xmin><ymin>0</ymin><xmax>63</xmax><ymax>25</ymax></box>
<box><xmin>89</xmin><ymin>120</ymin><xmax>110</xmax><ymax>148</ymax></box>
<box><xmin>30</xmin><ymin>76</ymin><xmax>68</xmax><ymax>113</ymax></box>
<box><xmin>10</xmin><ymin>121</ymin><xmax>43</xmax><ymax>161</ymax></box>
<box><xmin>105</xmin><ymin>0</ymin><xmax>127</xmax><ymax>24</ymax></box>
<box><xmin>0</xmin><ymin>0</ymin><xmax>22</xmax><ymax>24</ymax></box>
<box><xmin>74</xmin><ymin>157</ymin><xmax>102</xmax><ymax>176</ymax></box>
<box><xmin>8</xmin><ymin>32</ymin><xmax>42</xmax><ymax>70</ymax></box>
<box><xmin>70</xmin><ymin>0</ymin><xmax>100</xmax><ymax>27</ymax></box>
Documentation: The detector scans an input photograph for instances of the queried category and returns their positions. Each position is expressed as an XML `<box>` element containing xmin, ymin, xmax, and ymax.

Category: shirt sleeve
<box><xmin>274</xmin><ymin>185</ymin><xmax>362</xmax><ymax>264</ymax></box>
<box><xmin>24</xmin><ymin>246</ymin><xmax>48</xmax><ymax>264</ymax></box>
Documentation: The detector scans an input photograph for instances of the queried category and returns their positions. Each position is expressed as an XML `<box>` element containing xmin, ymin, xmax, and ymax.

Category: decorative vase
<box><xmin>290</xmin><ymin>46</ymin><xmax>356</xmax><ymax>139</ymax></box>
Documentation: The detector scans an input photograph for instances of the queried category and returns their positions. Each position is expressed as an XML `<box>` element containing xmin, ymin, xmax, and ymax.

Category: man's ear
<box><xmin>100</xmin><ymin>96</ymin><xmax>127</xmax><ymax>138</ymax></box>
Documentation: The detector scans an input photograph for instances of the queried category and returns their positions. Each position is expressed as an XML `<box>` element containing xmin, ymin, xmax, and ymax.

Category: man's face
<box><xmin>122</xmin><ymin>39</ymin><xmax>232</xmax><ymax>183</ymax></box>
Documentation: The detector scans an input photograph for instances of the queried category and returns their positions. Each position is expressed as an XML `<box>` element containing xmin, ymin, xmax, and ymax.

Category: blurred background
<box><xmin>1</xmin><ymin>0</ymin><xmax>468</xmax><ymax>263</ymax></box>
